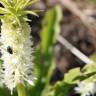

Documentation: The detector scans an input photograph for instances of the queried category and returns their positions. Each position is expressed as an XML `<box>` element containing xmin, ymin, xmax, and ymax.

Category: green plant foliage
<box><xmin>47</xmin><ymin>56</ymin><xmax>96</xmax><ymax>96</ymax></box>
<box><xmin>81</xmin><ymin>55</ymin><xmax>96</xmax><ymax>83</ymax></box>
<box><xmin>27</xmin><ymin>5</ymin><xmax>62</xmax><ymax>96</ymax></box>
<box><xmin>47</xmin><ymin>68</ymin><xmax>81</xmax><ymax>96</ymax></box>
<box><xmin>64</xmin><ymin>68</ymin><xmax>81</xmax><ymax>84</ymax></box>
<box><xmin>0</xmin><ymin>87</ymin><xmax>17</xmax><ymax>96</ymax></box>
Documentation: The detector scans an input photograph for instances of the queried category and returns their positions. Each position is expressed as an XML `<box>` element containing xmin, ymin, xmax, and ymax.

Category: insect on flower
<box><xmin>0</xmin><ymin>0</ymin><xmax>38</xmax><ymax>94</ymax></box>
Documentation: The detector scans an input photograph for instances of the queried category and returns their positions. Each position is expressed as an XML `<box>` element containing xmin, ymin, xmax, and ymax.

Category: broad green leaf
<box><xmin>29</xmin><ymin>5</ymin><xmax>62</xmax><ymax>96</ymax></box>
<box><xmin>64</xmin><ymin>68</ymin><xmax>81</xmax><ymax>84</ymax></box>
<box><xmin>40</xmin><ymin>5</ymin><xmax>62</xmax><ymax>53</ymax></box>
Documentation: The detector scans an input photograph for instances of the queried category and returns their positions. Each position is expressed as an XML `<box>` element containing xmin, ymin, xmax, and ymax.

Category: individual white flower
<box><xmin>75</xmin><ymin>82</ymin><xmax>96</xmax><ymax>96</ymax></box>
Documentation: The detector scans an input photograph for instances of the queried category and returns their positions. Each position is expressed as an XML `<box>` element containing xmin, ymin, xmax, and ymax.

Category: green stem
<box><xmin>17</xmin><ymin>83</ymin><xmax>26</xmax><ymax>96</ymax></box>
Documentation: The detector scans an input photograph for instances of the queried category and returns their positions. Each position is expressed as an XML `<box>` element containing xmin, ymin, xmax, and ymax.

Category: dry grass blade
<box><xmin>58</xmin><ymin>35</ymin><xmax>94</xmax><ymax>64</ymax></box>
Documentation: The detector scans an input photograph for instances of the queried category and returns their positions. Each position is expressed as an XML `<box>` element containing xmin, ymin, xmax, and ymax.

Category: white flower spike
<box><xmin>0</xmin><ymin>0</ymin><xmax>38</xmax><ymax>94</ymax></box>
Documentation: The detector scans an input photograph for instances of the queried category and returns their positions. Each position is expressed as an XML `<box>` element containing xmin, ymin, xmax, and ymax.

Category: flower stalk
<box><xmin>17</xmin><ymin>83</ymin><xmax>26</xmax><ymax>96</ymax></box>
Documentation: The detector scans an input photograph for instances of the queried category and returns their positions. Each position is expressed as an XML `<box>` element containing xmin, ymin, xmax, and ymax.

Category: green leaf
<box><xmin>0</xmin><ymin>87</ymin><xmax>17</xmax><ymax>96</ymax></box>
<box><xmin>73</xmin><ymin>72</ymin><xmax>96</xmax><ymax>81</ymax></box>
<box><xmin>29</xmin><ymin>5</ymin><xmax>62</xmax><ymax>96</ymax></box>
<box><xmin>53</xmin><ymin>82</ymin><xmax>74</xmax><ymax>96</ymax></box>
<box><xmin>23</xmin><ymin>11</ymin><xmax>39</xmax><ymax>17</ymax></box>
<box><xmin>79</xmin><ymin>54</ymin><xmax>96</xmax><ymax>83</ymax></box>
<box><xmin>15</xmin><ymin>0</ymin><xmax>26</xmax><ymax>10</ymax></box>
<box><xmin>40</xmin><ymin>5</ymin><xmax>62</xmax><ymax>53</ymax></box>
<box><xmin>64</xmin><ymin>68</ymin><xmax>81</xmax><ymax>84</ymax></box>
<box><xmin>0</xmin><ymin>15</ymin><xmax>4</xmax><ymax>20</ymax></box>
<box><xmin>27</xmin><ymin>0</ymin><xmax>39</xmax><ymax>7</ymax></box>
<box><xmin>0</xmin><ymin>8</ymin><xmax>8</xmax><ymax>14</ymax></box>
<box><xmin>20</xmin><ymin>0</ymin><xmax>30</xmax><ymax>9</ymax></box>
<box><xmin>0</xmin><ymin>0</ymin><xmax>10</xmax><ymax>8</ymax></box>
